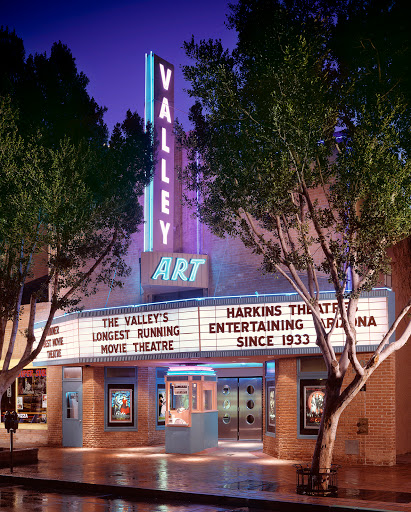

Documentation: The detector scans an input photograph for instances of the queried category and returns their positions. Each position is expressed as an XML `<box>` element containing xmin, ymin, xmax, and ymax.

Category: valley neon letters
<box><xmin>144</xmin><ymin>53</ymin><xmax>175</xmax><ymax>251</ymax></box>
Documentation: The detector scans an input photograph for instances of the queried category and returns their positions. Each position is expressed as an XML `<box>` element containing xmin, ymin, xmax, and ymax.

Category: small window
<box><xmin>192</xmin><ymin>383</ymin><xmax>198</xmax><ymax>410</ymax></box>
<box><xmin>66</xmin><ymin>392</ymin><xmax>79</xmax><ymax>419</ymax></box>
<box><xmin>63</xmin><ymin>367</ymin><xmax>82</xmax><ymax>379</ymax></box>
<box><xmin>169</xmin><ymin>384</ymin><xmax>189</xmax><ymax>410</ymax></box>
<box><xmin>300</xmin><ymin>357</ymin><xmax>326</xmax><ymax>373</ymax></box>
<box><xmin>203</xmin><ymin>389</ymin><xmax>213</xmax><ymax>411</ymax></box>
<box><xmin>106</xmin><ymin>367</ymin><xmax>136</xmax><ymax>379</ymax></box>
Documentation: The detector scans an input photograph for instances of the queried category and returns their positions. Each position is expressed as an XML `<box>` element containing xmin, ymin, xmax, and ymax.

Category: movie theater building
<box><xmin>1</xmin><ymin>53</ymin><xmax>410</xmax><ymax>466</ymax></box>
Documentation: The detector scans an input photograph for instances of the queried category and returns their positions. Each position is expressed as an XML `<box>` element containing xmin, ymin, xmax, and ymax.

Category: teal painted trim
<box><xmin>144</xmin><ymin>51</ymin><xmax>154</xmax><ymax>252</ymax></box>
<box><xmin>387</xmin><ymin>289</ymin><xmax>396</xmax><ymax>343</ymax></box>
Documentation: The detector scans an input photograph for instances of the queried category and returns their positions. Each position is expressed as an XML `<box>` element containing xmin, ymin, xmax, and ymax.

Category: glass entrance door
<box><xmin>217</xmin><ymin>377</ymin><xmax>262</xmax><ymax>440</ymax></box>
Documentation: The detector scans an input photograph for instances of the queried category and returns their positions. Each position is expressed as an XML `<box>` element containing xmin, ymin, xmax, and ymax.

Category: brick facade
<box><xmin>1</xmin><ymin>144</ymin><xmax>409</xmax><ymax>467</ymax></box>
<box><xmin>263</xmin><ymin>354</ymin><xmax>397</xmax><ymax>466</ymax></box>
<box><xmin>81</xmin><ymin>366</ymin><xmax>164</xmax><ymax>448</ymax></box>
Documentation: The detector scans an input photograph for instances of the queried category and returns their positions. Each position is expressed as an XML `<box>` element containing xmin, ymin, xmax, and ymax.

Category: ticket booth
<box><xmin>165</xmin><ymin>366</ymin><xmax>218</xmax><ymax>454</ymax></box>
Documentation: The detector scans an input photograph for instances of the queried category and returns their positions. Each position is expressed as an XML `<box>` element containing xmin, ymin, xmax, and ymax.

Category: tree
<box><xmin>0</xmin><ymin>29</ymin><xmax>153</xmax><ymax>402</ymax></box>
<box><xmin>178</xmin><ymin>0</ymin><xmax>411</xmax><ymax>479</ymax></box>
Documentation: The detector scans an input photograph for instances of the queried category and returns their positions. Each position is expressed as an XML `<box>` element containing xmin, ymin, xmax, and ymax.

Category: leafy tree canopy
<box><xmin>0</xmin><ymin>28</ymin><xmax>153</xmax><ymax>391</ymax></box>
<box><xmin>178</xmin><ymin>0</ymin><xmax>411</xmax><ymax>473</ymax></box>
<box><xmin>0</xmin><ymin>26</ymin><xmax>107</xmax><ymax>145</ymax></box>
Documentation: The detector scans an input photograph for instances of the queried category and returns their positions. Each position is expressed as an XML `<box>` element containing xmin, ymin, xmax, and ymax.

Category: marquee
<box><xmin>33</xmin><ymin>292</ymin><xmax>391</xmax><ymax>365</ymax></box>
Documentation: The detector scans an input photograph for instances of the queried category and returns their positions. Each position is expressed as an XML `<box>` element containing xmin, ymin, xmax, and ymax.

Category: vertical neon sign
<box><xmin>144</xmin><ymin>52</ymin><xmax>175</xmax><ymax>252</ymax></box>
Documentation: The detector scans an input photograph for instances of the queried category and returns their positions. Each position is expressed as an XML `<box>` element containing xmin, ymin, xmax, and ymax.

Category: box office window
<box><xmin>265</xmin><ymin>361</ymin><xmax>276</xmax><ymax>435</ymax></box>
<box><xmin>1</xmin><ymin>368</ymin><xmax>47</xmax><ymax>424</ymax></box>
<box><xmin>298</xmin><ymin>358</ymin><xmax>327</xmax><ymax>438</ymax></box>
<box><xmin>104</xmin><ymin>367</ymin><xmax>137</xmax><ymax>431</ymax></box>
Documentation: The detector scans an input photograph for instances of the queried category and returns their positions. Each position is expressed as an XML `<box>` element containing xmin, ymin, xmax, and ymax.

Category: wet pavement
<box><xmin>0</xmin><ymin>442</ymin><xmax>410</xmax><ymax>512</ymax></box>
<box><xmin>0</xmin><ymin>484</ymin><xmax>269</xmax><ymax>512</ymax></box>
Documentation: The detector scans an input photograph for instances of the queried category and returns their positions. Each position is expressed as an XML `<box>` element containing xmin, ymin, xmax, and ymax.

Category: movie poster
<box><xmin>268</xmin><ymin>386</ymin><xmax>276</xmax><ymax>428</ymax></box>
<box><xmin>109</xmin><ymin>388</ymin><xmax>133</xmax><ymax>424</ymax></box>
<box><xmin>304</xmin><ymin>385</ymin><xmax>325</xmax><ymax>429</ymax></box>
<box><xmin>157</xmin><ymin>385</ymin><xmax>166</xmax><ymax>426</ymax></box>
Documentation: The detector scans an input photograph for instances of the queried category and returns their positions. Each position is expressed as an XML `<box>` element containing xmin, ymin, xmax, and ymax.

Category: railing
<box><xmin>294</xmin><ymin>464</ymin><xmax>340</xmax><ymax>497</ymax></box>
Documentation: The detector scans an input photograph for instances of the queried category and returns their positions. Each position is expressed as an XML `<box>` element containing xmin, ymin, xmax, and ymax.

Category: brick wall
<box><xmin>0</xmin><ymin>427</ymin><xmax>48</xmax><ymax>448</ymax></box>
<box><xmin>263</xmin><ymin>354</ymin><xmax>397</xmax><ymax>466</ymax></box>
<box><xmin>82</xmin><ymin>366</ymin><xmax>165</xmax><ymax>448</ymax></box>
<box><xmin>392</xmin><ymin>237</ymin><xmax>411</xmax><ymax>455</ymax></box>
<box><xmin>47</xmin><ymin>365</ymin><xmax>63</xmax><ymax>446</ymax></box>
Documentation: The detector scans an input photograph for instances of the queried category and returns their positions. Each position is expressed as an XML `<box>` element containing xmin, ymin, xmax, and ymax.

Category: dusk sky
<box><xmin>2</xmin><ymin>0</ymin><xmax>237</xmax><ymax>133</ymax></box>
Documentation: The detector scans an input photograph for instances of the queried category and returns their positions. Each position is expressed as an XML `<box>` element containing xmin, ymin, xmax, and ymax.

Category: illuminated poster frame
<box><xmin>267</xmin><ymin>385</ymin><xmax>276</xmax><ymax>430</ymax></box>
<box><xmin>304</xmin><ymin>385</ymin><xmax>325</xmax><ymax>429</ymax></box>
<box><xmin>108</xmin><ymin>385</ymin><xmax>134</xmax><ymax>427</ymax></box>
<box><xmin>299</xmin><ymin>378</ymin><xmax>326</xmax><ymax>435</ymax></box>
<box><xmin>157</xmin><ymin>384</ymin><xmax>166</xmax><ymax>426</ymax></box>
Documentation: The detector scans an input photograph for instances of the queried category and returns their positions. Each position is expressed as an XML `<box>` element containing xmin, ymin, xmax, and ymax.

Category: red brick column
<box><xmin>47</xmin><ymin>365</ymin><xmax>63</xmax><ymax>446</ymax></box>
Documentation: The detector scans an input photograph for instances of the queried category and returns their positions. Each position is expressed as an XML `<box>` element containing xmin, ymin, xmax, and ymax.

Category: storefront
<box><xmin>1</xmin><ymin>52</ymin><xmax>409</xmax><ymax>466</ymax></box>
<box><xmin>28</xmin><ymin>289</ymin><xmax>395</xmax><ymax>464</ymax></box>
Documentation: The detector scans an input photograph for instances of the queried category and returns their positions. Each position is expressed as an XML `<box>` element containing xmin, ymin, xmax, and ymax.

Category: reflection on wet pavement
<box><xmin>340</xmin><ymin>488</ymin><xmax>411</xmax><ymax>504</ymax></box>
<box><xmin>1</xmin><ymin>443</ymin><xmax>411</xmax><ymax>511</ymax></box>
<box><xmin>0</xmin><ymin>484</ymin><xmax>270</xmax><ymax>512</ymax></box>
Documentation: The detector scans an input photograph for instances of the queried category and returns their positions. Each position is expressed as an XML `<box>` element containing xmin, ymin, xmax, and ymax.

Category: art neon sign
<box><xmin>151</xmin><ymin>257</ymin><xmax>207</xmax><ymax>282</ymax></box>
<box><xmin>144</xmin><ymin>52</ymin><xmax>174</xmax><ymax>252</ymax></box>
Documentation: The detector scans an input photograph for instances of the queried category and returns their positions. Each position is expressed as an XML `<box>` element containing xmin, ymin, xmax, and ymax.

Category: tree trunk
<box><xmin>311</xmin><ymin>376</ymin><xmax>343</xmax><ymax>489</ymax></box>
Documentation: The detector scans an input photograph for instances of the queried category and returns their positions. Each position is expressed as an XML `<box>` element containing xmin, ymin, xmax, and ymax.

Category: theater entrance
<box><xmin>217</xmin><ymin>377</ymin><xmax>262</xmax><ymax>440</ymax></box>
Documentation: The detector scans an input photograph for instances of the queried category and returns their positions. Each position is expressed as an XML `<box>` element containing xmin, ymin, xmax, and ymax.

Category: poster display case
<box><xmin>165</xmin><ymin>366</ymin><xmax>218</xmax><ymax>453</ymax></box>
<box><xmin>299</xmin><ymin>378</ymin><xmax>326</xmax><ymax>435</ymax></box>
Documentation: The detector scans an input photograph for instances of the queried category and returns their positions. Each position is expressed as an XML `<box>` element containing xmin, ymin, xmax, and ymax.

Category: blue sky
<box><xmin>2</xmin><ymin>0</ymin><xmax>237</xmax><ymax>132</ymax></box>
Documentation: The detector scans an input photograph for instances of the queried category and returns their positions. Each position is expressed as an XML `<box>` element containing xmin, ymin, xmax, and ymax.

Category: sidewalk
<box><xmin>0</xmin><ymin>441</ymin><xmax>411</xmax><ymax>512</ymax></box>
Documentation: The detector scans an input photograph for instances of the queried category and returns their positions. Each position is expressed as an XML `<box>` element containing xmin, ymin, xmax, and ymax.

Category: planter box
<box><xmin>294</xmin><ymin>464</ymin><xmax>339</xmax><ymax>497</ymax></box>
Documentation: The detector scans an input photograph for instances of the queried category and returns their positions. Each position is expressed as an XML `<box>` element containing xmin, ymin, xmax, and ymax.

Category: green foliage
<box><xmin>179</xmin><ymin>0</ymin><xmax>411</xmax><ymax>471</ymax></box>
<box><xmin>0</xmin><ymin>96</ymin><xmax>153</xmax><ymax>317</ymax></box>
<box><xmin>0</xmin><ymin>28</ymin><xmax>153</xmax><ymax>372</ymax></box>
<box><xmin>179</xmin><ymin>0</ymin><xmax>411</xmax><ymax>296</ymax></box>
<box><xmin>0</xmin><ymin>27</ymin><xmax>107</xmax><ymax>146</ymax></box>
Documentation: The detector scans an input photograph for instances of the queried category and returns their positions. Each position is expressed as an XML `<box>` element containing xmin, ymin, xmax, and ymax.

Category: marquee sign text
<box><xmin>33</xmin><ymin>297</ymin><xmax>388</xmax><ymax>363</ymax></box>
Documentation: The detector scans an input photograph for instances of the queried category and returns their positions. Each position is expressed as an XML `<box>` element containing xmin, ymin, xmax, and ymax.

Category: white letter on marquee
<box><xmin>160</xmin><ymin>220</ymin><xmax>170</xmax><ymax>245</ymax></box>
<box><xmin>161</xmin><ymin>190</ymin><xmax>170</xmax><ymax>214</ymax></box>
<box><xmin>159</xmin><ymin>97</ymin><xmax>171</xmax><ymax>123</ymax></box>
<box><xmin>161</xmin><ymin>159</ymin><xmax>170</xmax><ymax>183</ymax></box>
<box><xmin>159</xmin><ymin>64</ymin><xmax>172</xmax><ymax>91</ymax></box>
<box><xmin>161</xmin><ymin>127</ymin><xmax>170</xmax><ymax>153</ymax></box>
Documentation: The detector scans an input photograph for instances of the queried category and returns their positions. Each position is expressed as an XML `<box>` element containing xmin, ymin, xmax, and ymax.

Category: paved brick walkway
<box><xmin>0</xmin><ymin>442</ymin><xmax>411</xmax><ymax>511</ymax></box>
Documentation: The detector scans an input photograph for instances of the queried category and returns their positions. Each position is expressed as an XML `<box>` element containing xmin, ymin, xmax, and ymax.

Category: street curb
<box><xmin>0</xmin><ymin>474</ymin><xmax>391</xmax><ymax>512</ymax></box>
